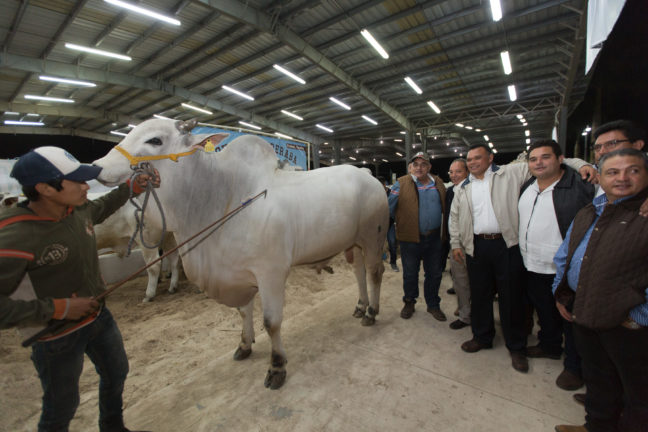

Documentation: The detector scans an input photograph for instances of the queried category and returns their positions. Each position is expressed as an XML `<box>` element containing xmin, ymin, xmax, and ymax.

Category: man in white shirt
<box><xmin>450</xmin><ymin>143</ymin><xmax>596</xmax><ymax>373</ymax></box>
<box><xmin>518</xmin><ymin>140</ymin><xmax>593</xmax><ymax>390</ymax></box>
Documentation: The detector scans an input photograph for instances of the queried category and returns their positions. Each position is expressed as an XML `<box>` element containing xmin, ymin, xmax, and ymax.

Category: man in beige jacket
<box><xmin>450</xmin><ymin>143</ymin><xmax>595</xmax><ymax>373</ymax></box>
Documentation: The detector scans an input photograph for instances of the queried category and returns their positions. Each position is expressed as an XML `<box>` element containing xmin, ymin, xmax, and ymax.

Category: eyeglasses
<box><xmin>592</xmin><ymin>139</ymin><xmax>631</xmax><ymax>152</ymax></box>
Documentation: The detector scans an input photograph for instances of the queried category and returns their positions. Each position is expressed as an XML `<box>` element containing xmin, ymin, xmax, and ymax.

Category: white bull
<box><xmin>91</xmin><ymin>193</ymin><xmax>181</xmax><ymax>302</ymax></box>
<box><xmin>93</xmin><ymin>119</ymin><xmax>388</xmax><ymax>389</ymax></box>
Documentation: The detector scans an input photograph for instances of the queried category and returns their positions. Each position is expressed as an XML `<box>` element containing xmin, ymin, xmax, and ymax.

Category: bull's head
<box><xmin>92</xmin><ymin>118</ymin><xmax>228</xmax><ymax>186</ymax></box>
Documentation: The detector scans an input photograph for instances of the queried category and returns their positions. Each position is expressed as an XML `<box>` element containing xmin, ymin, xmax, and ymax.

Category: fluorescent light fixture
<box><xmin>39</xmin><ymin>75</ymin><xmax>96</xmax><ymax>87</ymax></box>
<box><xmin>349</xmin><ymin>156</ymin><xmax>357</xmax><ymax>161</ymax></box>
<box><xmin>483</xmin><ymin>135</ymin><xmax>489</xmax><ymax>141</ymax></box>
<box><xmin>281</xmin><ymin>109</ymin><xmax>303</xmax><ymax>121</ymax></box>
<box><xmin>273</xmin><ymin>64</ymin><xmax>306</xmax><ymax>85</ymax></box>
<box><xmin>360</xmin><ymin>29</ymin><xmax>389</xmax><ymax>59</ymax></box>
<box><xmin>465</xmin><ymin>125</ymin><xmax>473</xmax><ymax>130</ymax></box>
<box><xmin>26</xmin><ymin>113</ymin><xmax>40</xmax><ymax>116</ymax></box>
<box><xmin>275</xmin><ymin>132</ymin><xmax>293</xmax><ymax>140</ymax></box>
<box><xmin>400</xmin><ymin>131</ymin><xmax>406</xmax><ymax>135</ymax></box>
<box><xmin>427</xmin><ymin>100</ymin><xmax>441</xmax><ymax>114</ymax></box>
<box><xmin>455</xmin><ymin>123</ymin><xmax>464</xmax><ymax>128</ymax></box>
<box><xmin>492</xmin><ymin>148</ymin><xmax>498</xmax><ymax>153</ymax></box>
<box><xmin>104</xmin><ymin>0</ymin><xmax>181</xmax><ymax>26</ymax></box>
<box><xmin>316</xmin><ymin>124</ymin><xmax>333</xmax><ymax>133</ymax></box>
<box><xmin>489</xmin><ymin>0</ymin><xmax>503</xmax><ymax>21</ymax></box>
<box><xmin>522</xmin><ymin>122</ymin><xmax>527</xmax><ymax>126</ymax></box>
<box><xmin>382</xmin><ymin>159</ymin><xmax>388</xmax><ymax>163</ymax></box>
<box><xmin>404</xmin><ymin>77</ymin><xmax>423</xmax><ymax>94</ymax></box>
<box><xmin>525</xmin><ymin>130</ymin><xmax>530</xmax><ymax>136</ymax></box>
<box><xmin>24</xmin><ymin>95</ymin><xmax>74</xmax><ymax>103</ymax></box>
<box><xmin>153</xmin><ymin>114</ymin><xmax>172</xmax><ymax>120</ymax></box>
<box><xmin>329</xmin><ymin>97</ymin><xmax>351</xmax><ymax>110</ymax></box>
<box><xmin>394</xmin><ymin>139</ymin><xmax>403</xmax><ymax>142</ymax></box>
<box><xmin>488</xmin><ymin>142</ymin><xmax>494</xmax><ymax>148</ymax></box>
<box><xmin>526</xmin><ymin>138</ymin><xmax>531</xmax><ymax>144</ymax></box>
<box><xmin>4</xmin><ymin>111</ymin><xmax>20</xmax><ymax>115</ymax></box>
<box><xmin>4</xmin><ymin>120</ymin><xmax>44</xmax><ymax>126</ymax></box>
<box><xmin>110</xmin><ymin>130</ymin><xmax>128</xmax><ymax>137</ymax></box>
<box><xmin>239</xmin><ymin>121</ymin><xmax>261</xmax><ymax>130</ymax></box>
<box><xmin>181</xmin><ymin>103</ymin><xmax>212</xmax><ymax>115</ymax></box>
<box><xmin>516</xmin><ymin>114</ymin><xmax>524</xmax><ymax>119</ymax></box>
<box><xmin>454</xmin><ymin>149</ymin><xmax>458</xmax><ymax>153</ymax></box>
<box><xmin>500</xmin><ymin>51</ymin><xmax>512</xmax><ymax>75</ymax></box>
<box><xmin>395</xmin><ymin>152</ymin><xmax>403</xmax><ymax>157</ymax></box>
<box><xmin>65</xmin><ymin>43</ymin><xmax>132</xmax><ymax>61</ymax></box>
<box><xmin>585</xmin><ymin>126</ymin><xmax>592</xmax><ymax>132</ymax></box>
<box><xmin>222</xmin><ymin>85</ymin><xmax>254</xmax><ymax>101</ymax></box>
<box><xmin>475</xmin><ymin>128</ymin><xmax>482</xmax><ymax>132</ymax></box>
<box><xmin>507</xmin><ymin>84</ymin><xmax>517</xmax><ymax>101</ymax></box>
<box><xmin>581</xmin><ymin>132</ymin><xmax>588</xmax><ymax>136</ymax></box>
<box><xmin>362</xmin><ymin>115</ymin><xmax>377</xmax><ymax>125</ymax></box>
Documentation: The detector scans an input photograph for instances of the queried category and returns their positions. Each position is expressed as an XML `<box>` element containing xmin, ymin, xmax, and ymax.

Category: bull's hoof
<box><xmin>142</xmin><ymin>297</ymin><xmax>153</xmax><ymax>303</ymax></box>
<box><xmin>352</xmin><ymin>307</ymin><xmax>365</xmax><ymax>318</ymax></box>
<box><xmin>264</xmin><ymin>369</ymin><xmax>287</xmax><ymax>389</ymax></box>
<box><xmin>233</xmin><ymin>347</ymin><xmax>252</xmax><ymax>361</ymax></box>
<box><xmin>168</xmin><ymin>286</ymin><xmax>177</xmax><ymax>294</ymax></box>
<box><xmin>361</xmin><ymin>315</ymin><xmax>376</xmax><ymax>326</ymax></box>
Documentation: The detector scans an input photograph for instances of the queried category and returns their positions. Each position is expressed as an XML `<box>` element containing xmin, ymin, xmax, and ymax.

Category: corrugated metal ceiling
<box><xmin>0</xmin><ymin>0</ymin><xmax>590</xmax><ymax>164</ymax></box>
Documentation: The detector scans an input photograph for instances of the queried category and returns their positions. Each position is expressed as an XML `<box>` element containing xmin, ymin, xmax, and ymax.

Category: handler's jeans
<box><xmin>31</xmin><ymin>307</ymin><xmax>129</xmax><ymax>432</ymax></box>
<box><xmin>400</xmin><ymin>231</ymin><xmax>442</xmax><ymax>309</ymax></box>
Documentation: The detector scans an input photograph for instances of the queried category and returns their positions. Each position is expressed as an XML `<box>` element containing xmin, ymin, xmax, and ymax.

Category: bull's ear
<box><xmin>190</xmin><ymin>133</ymin><xmax>229</xmax><ymax>150</ymax></box>
<box><xmin>176</xmin><ymin>119</ymin><xmax>197</xmax><ymax>134</ymax></box>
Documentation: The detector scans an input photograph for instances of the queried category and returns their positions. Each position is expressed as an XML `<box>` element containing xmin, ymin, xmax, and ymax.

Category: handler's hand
<box><xmin>578</xmin><ymin>165</ymin><xmax>598</xmax><ymax>184</ymax></box>
<box><xmin>556</xmin><ymin>301</ymin><xmax>573</xmax><ymax>322</ymax></box>
<box><xmin>66</xmin><ymin>296</ymin><xmax>99</xmax><ymax>320</ymax></box>
<box><xmin>452</xmin><ymin>248</ymin><xmax>465</xmax><ymax>263</ymax></box>
<box><xmin>134</xmin><ymin>168</ymin><xmax>161</xmax><ymax>189</ymax></box>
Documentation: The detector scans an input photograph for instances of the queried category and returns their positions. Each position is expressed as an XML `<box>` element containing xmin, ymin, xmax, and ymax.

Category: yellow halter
<box><xmin>114</xmin><ymin>145</ymin><xmax>198</xmax><ymax>165</ymax></box>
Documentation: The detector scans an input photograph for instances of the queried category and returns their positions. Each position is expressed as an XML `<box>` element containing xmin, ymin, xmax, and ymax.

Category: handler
<box><xmin>0</xmin><ymin>146</ymin><xmax>157</xmax><ymax>432</ymax></box>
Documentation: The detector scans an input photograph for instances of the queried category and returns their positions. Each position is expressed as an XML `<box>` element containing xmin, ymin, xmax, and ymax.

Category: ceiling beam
<box><xmin>198</xmin><ymin>0</ymin><xmax>412</xmax><ymax>131</ymax></box>
<box><xmin>0</xmin><ymin>52</ymin><xmax>322</xmax><ymax>144</ymax></box>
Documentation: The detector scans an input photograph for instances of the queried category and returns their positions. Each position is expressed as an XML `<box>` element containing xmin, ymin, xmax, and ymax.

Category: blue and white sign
<box><xmin>193</xmin><ymin>126</ymin><xmax>309</xmax><ymax>171</ymax></box>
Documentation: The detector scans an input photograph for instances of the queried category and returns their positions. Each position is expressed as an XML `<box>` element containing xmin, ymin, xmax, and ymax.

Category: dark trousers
<box><xmin>573</xmin><ymin>323</ymin><xmax>648</xmax><ymax>432</ymax></box>
<box><xmin>563</xmin><ymin>320</ymin><xmax>582</xmax><ymax>376</ymax></box>
<box><xmin>31</xmin><ymin>308</ymin><xmax>129</xmax><ymax>432</ymax></box>
<box><xmin>387</xmin><ymin>223</ymin><xmax>398</xmax><ymax>264</ymax></box>
<box><xmin>400</xmin><ymin>232</ymin><xmax>442</xmax><ymax>309</ymax></box>
<box><xmin>466</xmin><ymin>238</ymin><xmax>526</xmax><ymax>352</ymax></box>
<box><xmin>526</xmin><ymin>271</ymin><xmax>563</xmax><ymax>356</ymax></box>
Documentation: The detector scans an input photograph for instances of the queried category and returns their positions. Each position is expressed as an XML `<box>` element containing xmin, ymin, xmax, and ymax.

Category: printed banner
<box><xmin>193</xmin><ymin>126</ymin><xmax>309</xmax><ymax>171</ymax></box>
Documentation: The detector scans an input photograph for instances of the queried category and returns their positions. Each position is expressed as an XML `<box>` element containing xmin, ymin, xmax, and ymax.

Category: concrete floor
<box><xmin>122</xmin><ymin>262</ymin><xmax>585</xmax><ymax>432</ymax></box>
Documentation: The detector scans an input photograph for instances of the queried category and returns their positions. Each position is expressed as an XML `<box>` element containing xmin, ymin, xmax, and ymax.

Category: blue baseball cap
<box><xmin>10</xmin><ymin>146</ymin><xmax>102</xmax><ymax>186</ymax></box>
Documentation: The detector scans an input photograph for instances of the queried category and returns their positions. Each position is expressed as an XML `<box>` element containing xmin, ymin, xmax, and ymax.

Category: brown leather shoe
<box><xmin>554</xmin><ymin>425</ymin><xmax>587</xmax><ymax>432</ymax></box>
<box><xmin>556</xmin><ymin>368</ymin><xmax>584</xmax><ymax>390</ymax></box>
<box><xmin>573</xmin><ymin>393</ymin><xmax>586</xmax><ymax>406</ymax></box>
<box><xmin>511</xmin><ymin>351</ymin><xmax>529</xmax><ymax>373</ymax></box>
<box><xmin>461</xmin><ymin>338</ymin><xmax>492</xmax><ymax>353</ymax></box>
<box><xmin>527</xmin><ymin>344</ymin><xmax>561</xmax><ymax>360</ymax></box>
<box><xmin>427</xmin><ymin>307</ymin><xmax>447</xmax><ymax>321</ymax></box>
<box><xmin>400</xmin><ymin>301</ymin><xmax>415</xmax><ymax>319</ymax></box>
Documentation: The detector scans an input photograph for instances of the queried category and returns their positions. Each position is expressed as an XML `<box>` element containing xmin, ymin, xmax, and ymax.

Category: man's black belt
<box><xmin>474</xmin><ymin>233</ymin><xmax>502</xmax><ymax>240</ymax></box>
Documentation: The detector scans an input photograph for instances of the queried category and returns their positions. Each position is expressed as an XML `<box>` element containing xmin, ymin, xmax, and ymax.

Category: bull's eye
<box><xmin>145</xmin><ymin>137</ymin><xmax>162</xmax><ymax>146</ymax></box>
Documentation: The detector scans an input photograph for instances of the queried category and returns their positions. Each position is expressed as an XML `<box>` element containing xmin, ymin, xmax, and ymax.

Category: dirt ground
<box><xmin>0</xmin><ymin>255</ymin><xmax>584</xmax><ymax>432</ymax></box>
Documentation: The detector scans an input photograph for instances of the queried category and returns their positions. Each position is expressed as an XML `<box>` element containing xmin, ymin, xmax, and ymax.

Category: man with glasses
<box><xmin>592</xmin><ymin>120</ymin><xmax>645</xmax><ymax>167</ymax></box>
<box><xmin>389</xmin><ymin>152</ymin><xmax>447</xmax><ymax>321</ymax></box>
